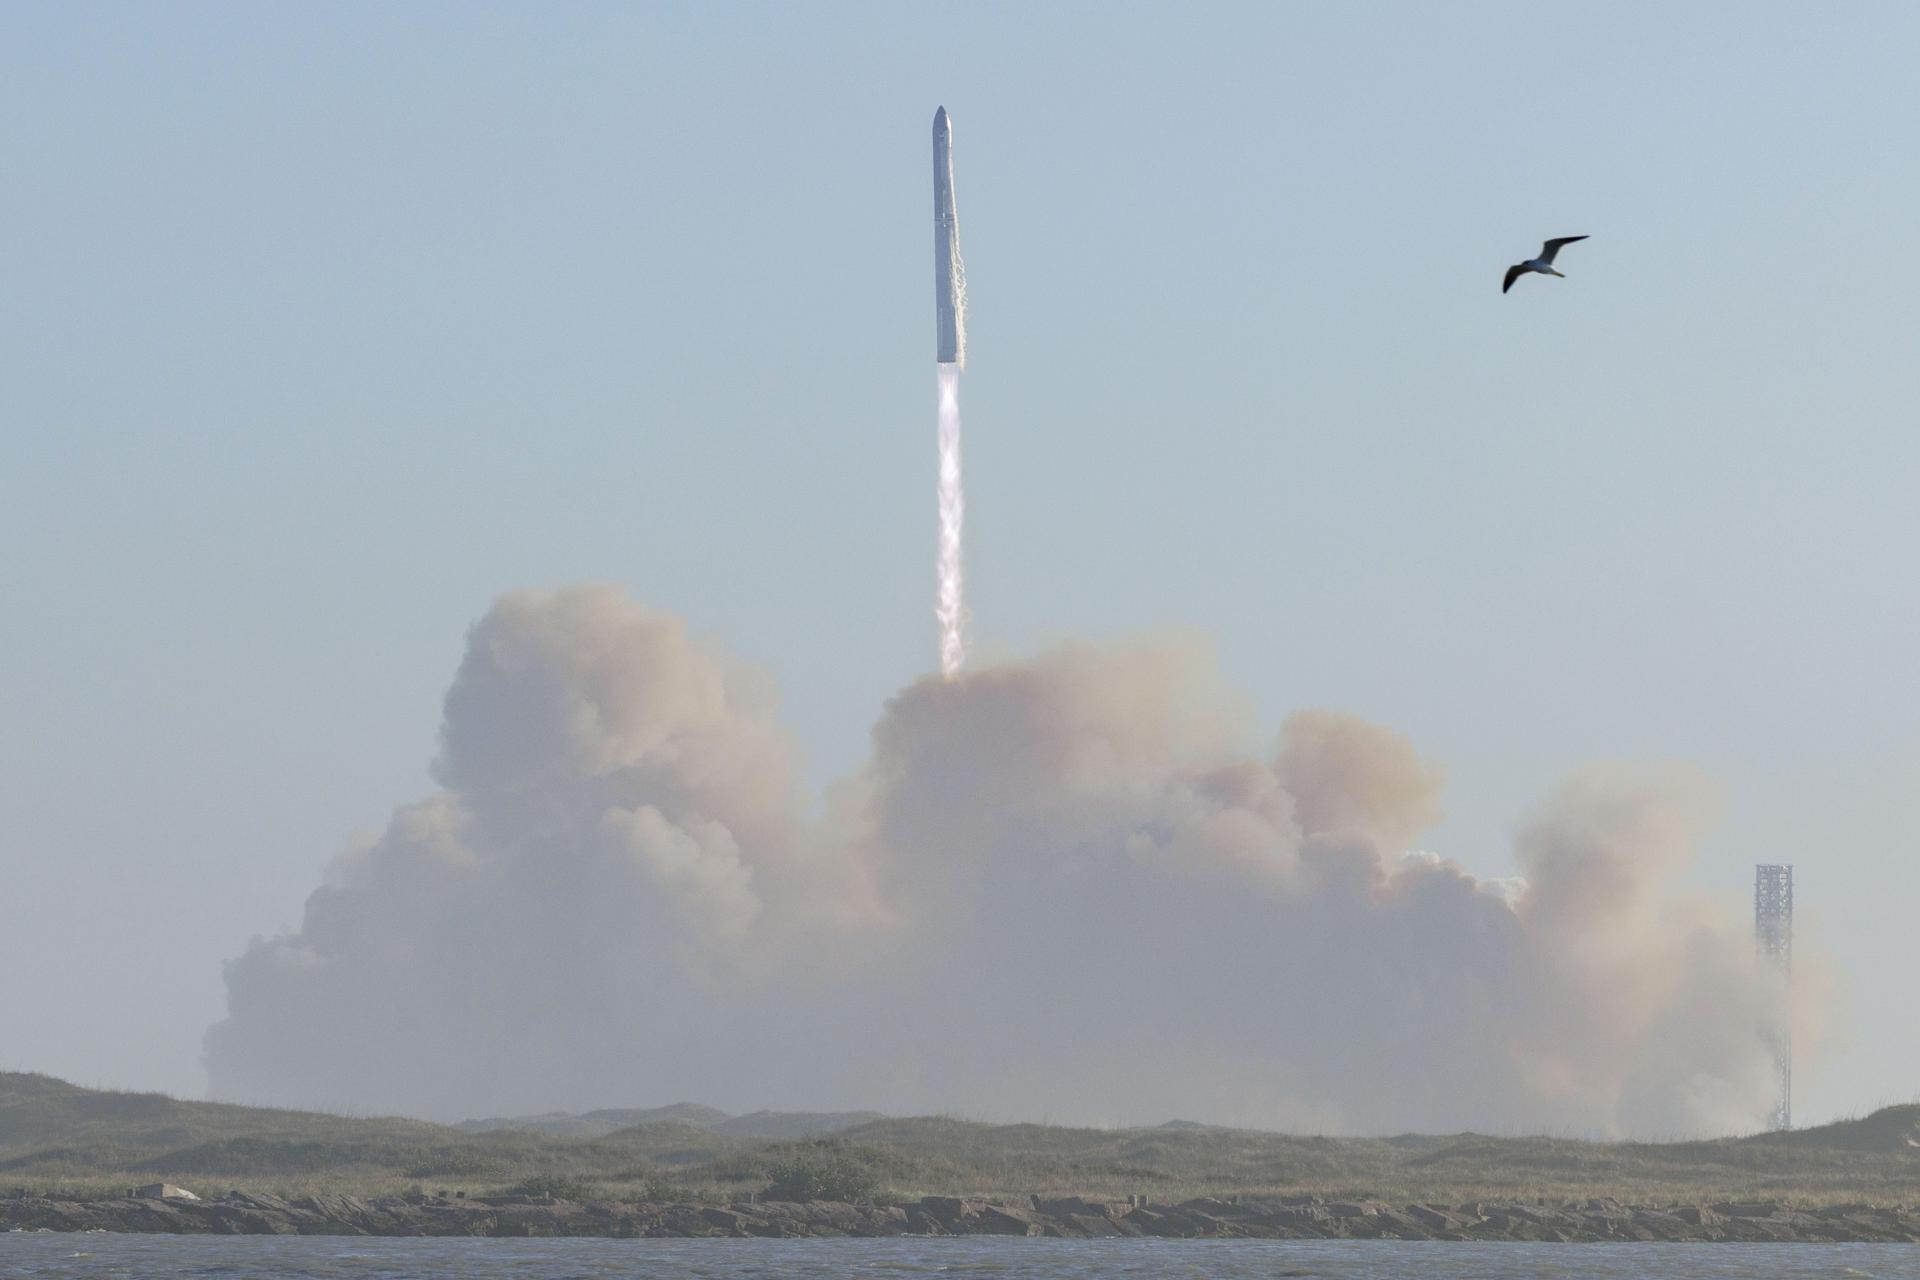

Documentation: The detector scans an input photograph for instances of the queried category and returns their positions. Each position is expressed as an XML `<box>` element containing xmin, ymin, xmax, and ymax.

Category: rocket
<box><xmin>933</xmin><ymin>106</ymin><xmax>964</xmax><ymax>366</ymax></box>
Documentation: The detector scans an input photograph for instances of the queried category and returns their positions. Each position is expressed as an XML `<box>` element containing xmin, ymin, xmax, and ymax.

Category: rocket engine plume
<box><xmin>933</xmin><ymin>106</ymin><xmax>968</xmax><ymax>677</ymax></box>
<box><xmin>936</xmin><ymin>364</ymin><xmax>965</xmax><ymax>677</ymax></box>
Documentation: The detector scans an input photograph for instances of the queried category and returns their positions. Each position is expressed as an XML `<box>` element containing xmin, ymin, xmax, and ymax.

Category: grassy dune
<box><xmin>3</xmin><ymin>1072</ymin><xmax>1915</xmax><ymax>1205</ymax></box>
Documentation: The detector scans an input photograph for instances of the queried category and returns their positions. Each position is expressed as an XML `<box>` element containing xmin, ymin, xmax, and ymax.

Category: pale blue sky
<box><xmin>3</xmin><ymin>1</ymin><xmax>1915</xmax><ymax>1123</ymax></box>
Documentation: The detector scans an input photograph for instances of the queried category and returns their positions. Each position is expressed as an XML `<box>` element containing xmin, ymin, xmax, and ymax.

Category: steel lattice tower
<box><xmin>1755</xmin><ymin>864</ymin><xmax>1794</xmax><ymax>1131</ymax></box>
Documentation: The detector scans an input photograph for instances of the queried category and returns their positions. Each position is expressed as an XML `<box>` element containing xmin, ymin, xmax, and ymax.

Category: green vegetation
<box><xmin>499</xmin><ymin>1173</ymin><xmax>606</xmax><ymax>1202</ymax></box>
<box><xmin>3</xmin><ymin>1072</ymin><xmax>1916</xmax><ymax>1206</ymax></box>
<box><xmin>761</xmin><ymin>1140</ymin><xmax>881</xmax><ymax>1203</ymax></box>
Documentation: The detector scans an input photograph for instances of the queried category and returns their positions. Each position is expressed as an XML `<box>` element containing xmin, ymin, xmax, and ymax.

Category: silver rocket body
<box><xmin>933</xmin><ymin>106</ymin><xmax>964</xmax><ymax>366</ymax></box>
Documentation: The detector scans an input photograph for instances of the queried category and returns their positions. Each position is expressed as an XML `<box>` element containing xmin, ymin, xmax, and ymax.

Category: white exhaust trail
<box><xmin>936</xmin><ymin>363</ymin><xmax>966</xmax><ymax>677</ymax></box>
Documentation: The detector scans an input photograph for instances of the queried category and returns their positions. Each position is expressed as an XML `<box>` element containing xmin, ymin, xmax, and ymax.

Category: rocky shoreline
<box><xmin>7</xmin><ymin>1191</ymin><xmax>1920</xmax><ymax>1243</ymax></box>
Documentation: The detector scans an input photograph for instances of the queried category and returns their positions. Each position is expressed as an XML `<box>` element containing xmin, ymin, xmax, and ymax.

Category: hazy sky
<box><xmin>3</xmin><ymin>1</ymin><xmax>1915</xmax><ymax>1126</ymax></box>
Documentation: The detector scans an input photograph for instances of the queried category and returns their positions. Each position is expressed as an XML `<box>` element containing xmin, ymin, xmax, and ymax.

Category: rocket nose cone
<box><xmin>934</xmin><ymin>106</ymin><xmax>949</xmax><ymax>133</ymax></box>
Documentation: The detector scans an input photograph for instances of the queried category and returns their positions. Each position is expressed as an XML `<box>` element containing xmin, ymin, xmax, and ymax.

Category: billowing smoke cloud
<box><xmin>207</xmin><ymin>585</ymin><xmax>1804</xmax><ymax>1134</ymax></box>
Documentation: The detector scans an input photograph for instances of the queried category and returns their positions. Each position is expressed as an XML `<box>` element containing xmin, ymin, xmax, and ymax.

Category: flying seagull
<box><xmin>1503</xmin><ymin>236</ymin><xmax>1589</xmax><ymax>294</ymax></box>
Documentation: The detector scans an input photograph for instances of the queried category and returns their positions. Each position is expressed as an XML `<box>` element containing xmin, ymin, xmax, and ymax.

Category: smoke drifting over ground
<box><xmin>208</xmin><ymin>586</ymin><xmax>1800</xmax><ymax>1134</ymax></box>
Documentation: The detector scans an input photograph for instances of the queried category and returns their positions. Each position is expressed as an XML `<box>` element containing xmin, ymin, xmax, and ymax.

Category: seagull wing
<box><xmin>1538</xmin><ymin>235</ymin><xmax>1589</xmax><ymax>264</ymax></box>
<box><xmin>1503</xmin><ymin>263</ymin><xmax>1527</xmax><ymax>294</ymax></box>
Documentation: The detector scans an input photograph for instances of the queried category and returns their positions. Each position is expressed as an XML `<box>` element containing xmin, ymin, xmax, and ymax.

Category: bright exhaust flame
<box><xmin>936</xmin><ymin>363</ymin><xmax>965</xmax><ymax>677</ymax></box>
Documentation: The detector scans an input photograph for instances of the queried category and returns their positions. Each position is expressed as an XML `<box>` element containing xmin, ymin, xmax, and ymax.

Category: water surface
<box><xmin>4</xmin><ymin>1234</ymin><xmax>1915</xmax><ymax>1279</ymax></box>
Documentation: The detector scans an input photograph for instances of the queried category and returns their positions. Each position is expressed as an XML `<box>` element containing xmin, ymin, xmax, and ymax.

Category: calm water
<box><xmin>3</xmin><ymin>1236</ymin><xmax>1916</xmax><ymax>1279</ymax></box>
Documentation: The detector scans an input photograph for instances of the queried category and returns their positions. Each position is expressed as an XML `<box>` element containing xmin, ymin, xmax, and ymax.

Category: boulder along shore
<box><xmin>7</xmin><ymin>1192</ymin><xmax>1920</xmax><ymax>1242</ymax></box>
